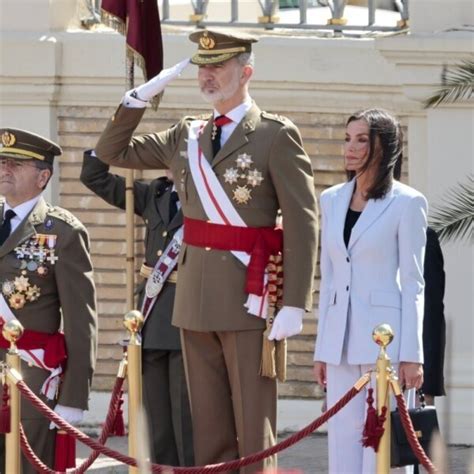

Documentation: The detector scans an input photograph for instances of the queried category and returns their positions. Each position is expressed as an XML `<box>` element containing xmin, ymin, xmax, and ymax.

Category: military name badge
<box><xmin>223</xmin><ymin>153</ymin><xmax>264</xmax><ymax>204</ymax></box>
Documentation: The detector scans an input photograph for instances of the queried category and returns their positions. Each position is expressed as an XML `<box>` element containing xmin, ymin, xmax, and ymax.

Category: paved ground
<box><xmin>76</xmin><ymin>431</ymin><xmax>473</xmax><ymax>473</ymax></box>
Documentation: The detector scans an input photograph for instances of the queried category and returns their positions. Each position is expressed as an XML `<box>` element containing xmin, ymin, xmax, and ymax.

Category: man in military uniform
<box><xmin>95</xmin><ymin>29</ymin><xmax>318</xmax><ymax>472</ymax></box>
<box><xmin>80</xmin><ymin>150</ymin><xmax>194</xmax><ymax>466</ymax></box>
<box><xmin>0</xmin><ymin>128</ymin><xmax>97</xmax><ymax>473</ymax></box>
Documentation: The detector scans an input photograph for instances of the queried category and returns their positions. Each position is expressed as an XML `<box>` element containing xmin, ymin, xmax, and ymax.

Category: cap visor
<box><xmin>190</xmin><ymin>51</ymin><xmax>239</xmax><ymax>65</ymax></box>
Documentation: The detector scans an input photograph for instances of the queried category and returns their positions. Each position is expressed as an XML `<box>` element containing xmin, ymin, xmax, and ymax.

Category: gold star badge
<box><xmin>26</xmin><ymin>285</ymin><xmax>41</xmax><ymax>302</ymax></box>
<box><xmin>14</xmin><ymin>275</ymin><xmax>30</xmax><ymax>293</ymax></box>
<box><xmin>233</xmin><ymin>185</ymin><xmax>252</xmax><ymax>204</ymax></box>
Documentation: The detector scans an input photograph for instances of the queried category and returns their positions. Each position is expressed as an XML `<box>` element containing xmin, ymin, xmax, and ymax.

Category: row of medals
<box><xmin>1</xmin><ymin>234</ymin><xmax>58</xmax><ymax>309</ymax></box>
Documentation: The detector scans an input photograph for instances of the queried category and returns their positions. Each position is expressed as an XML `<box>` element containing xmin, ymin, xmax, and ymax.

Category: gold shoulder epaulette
<box><xmin>184</xmin><ymin>113</ymin><xmax>212</xmax><ymax>122</ymax></box>
<box><xmin>260</xmin><ymin>111</ymin><xmax>288</xmax><ymax>125</ymax></box>
<box><xmin>47</xmin><ymin>206</ymin><xmax>83</xmax><ymax>228</ymax></box>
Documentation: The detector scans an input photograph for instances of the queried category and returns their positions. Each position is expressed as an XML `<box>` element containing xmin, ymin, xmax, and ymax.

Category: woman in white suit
<box><xmin>313</xmin><ymin>109</ymin><xmax>427</xmax><ymax>473</ymax></box>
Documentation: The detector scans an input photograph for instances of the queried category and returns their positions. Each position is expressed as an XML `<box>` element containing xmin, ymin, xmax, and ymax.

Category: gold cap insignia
<box><xmin>199</xmin><ymin>32</ymin><xmax>216</xmax><ymax>50</ymax></box>
<box><xmin>1</xmin><ymin>131</ymin><xmax>16</xmax><ymax>147</ymax></box>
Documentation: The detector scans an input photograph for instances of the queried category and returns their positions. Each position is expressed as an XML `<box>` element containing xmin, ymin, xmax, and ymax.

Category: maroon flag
<box><xmin>101</xmin><ymin>0</ymin><xmax>163</xmax><ymax>81</ymax></box>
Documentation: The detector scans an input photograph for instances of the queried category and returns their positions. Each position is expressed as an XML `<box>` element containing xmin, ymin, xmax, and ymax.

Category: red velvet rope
<box><xmin>16</xmin><ymin>377</ymin><xmax>366</xmax><ymax>473</ymax></box>
<box><xmin>19</xmin><ymin>375</ymin><xmax>125</xmax><ymax>474</ymax></box>
<box><xmin>394</xmin><ymin>394</ymin><xmax>438</xmax><ymax>473</ymax></box>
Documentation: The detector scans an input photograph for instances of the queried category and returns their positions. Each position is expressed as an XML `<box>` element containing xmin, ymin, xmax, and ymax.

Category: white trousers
<box><xmin>326</xmin><ymin>358</ymin><xmax>415</xmax><ymax>474</ymax></box>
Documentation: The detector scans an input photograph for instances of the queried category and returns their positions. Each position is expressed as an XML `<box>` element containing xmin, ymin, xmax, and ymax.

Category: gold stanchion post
<box><xmin>3</xmin><ymin>320</ymin><xmax>24</xmax><ymax>474</ymax></box>
<box><xmin>124</xmin><ymin>310</ymin><xmax>144</xmax><ymax>474</ymax></box>
<box><xmin>372</xmin><ymin>323</ymin><xmax>394</xmax><ymax>474</ymax></box>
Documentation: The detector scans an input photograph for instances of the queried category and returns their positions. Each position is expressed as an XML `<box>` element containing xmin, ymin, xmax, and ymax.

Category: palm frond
<box><xmin>424</xmin><ymin>59</ymin><xmax>474</xmax><ymax>108</ymax></box>
<box><xmin>429</xmin><ymin>175</ymin><xmax>474</xmax><ymax>244</ymax></box>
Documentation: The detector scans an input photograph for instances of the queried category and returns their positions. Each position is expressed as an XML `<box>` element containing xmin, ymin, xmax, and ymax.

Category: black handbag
<box><xmin>390</xmin><ymin>391</ymin><xmax>440</xmax><ymax>467</ymax></box>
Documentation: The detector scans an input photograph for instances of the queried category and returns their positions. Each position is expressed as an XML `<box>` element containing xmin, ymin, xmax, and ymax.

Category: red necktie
<box><xmin>211</xmin><ymin>115</ymin><xmax>232</xmax><ymax>157</ymax></box>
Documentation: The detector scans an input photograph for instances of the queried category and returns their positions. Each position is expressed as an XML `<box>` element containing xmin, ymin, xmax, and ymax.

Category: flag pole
<box><xmin>125</xmin><ymin>56</ymin><xmax>135</xmax><ymax>312</ymax></box>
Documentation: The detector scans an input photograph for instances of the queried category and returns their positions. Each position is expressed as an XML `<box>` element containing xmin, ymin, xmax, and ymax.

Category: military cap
<box><xmin>0</xmin><ymin>128</ymin><xmax>61</xmax><ymax>165</ymax></box>
<box><xmin>189</xmin><ymin>28</ymin><xmax>258</xmax><ymax>65</ymax></box>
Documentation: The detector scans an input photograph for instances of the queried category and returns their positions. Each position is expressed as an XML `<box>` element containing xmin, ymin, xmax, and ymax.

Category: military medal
<box><xmin>224</xmin><ymin>168</ymin><xmax>239</xmax><ymax>184</ymax></box>
<box><xmin>233</xmin><ymin>185</ymin><xmax>252</xmax><ymax>204</ymax></box>
<box><xmin>246</xmin><ymin>169</ymin><xmax>264</xmax><ymax>187</ymax></box>
<box><xmin>236</xmin><ymin>153</ymin><xmax>253</xmax><ymax>169</ymax></box>
<box><xmin>37</xmin><ymin>265</ymin><xmax>48</xmax><ymax>276</ymax></box>
<box><xmin>1</xmin><ymin>274</ymin><xmax>41</xmax><ymax>310</ymax></box>
<box><xmin>9</xmin><ymin>293</ymin><xmax>26</xmax><ymax>310</ymax></box>
<box><xmin>225</xmin><ymin>154</ymin><xmax>263</xmax><ymax>204</ymax></box>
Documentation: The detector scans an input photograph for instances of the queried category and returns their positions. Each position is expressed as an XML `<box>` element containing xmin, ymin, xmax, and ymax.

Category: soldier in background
<box><xmin>0</xmin><ymin>128</ymin><xmax>97</xmax><ymax>473</ymax></box>
<box><xmin>80</xmin><ymin>150</ymin><xmax>194</xmax><ymax>466</ymax></box>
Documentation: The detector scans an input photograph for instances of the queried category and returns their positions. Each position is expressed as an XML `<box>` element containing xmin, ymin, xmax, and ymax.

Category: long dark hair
<box><xmin>346</xmin><ymin>108</ymin><xmax>403</xmax><ymax>200</ymax></box>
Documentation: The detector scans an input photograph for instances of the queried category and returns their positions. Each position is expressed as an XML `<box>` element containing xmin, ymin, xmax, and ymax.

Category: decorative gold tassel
<box><xmin>260</xmin><ymin>256</ymin><xmax>278</xmax><ymax>379</ymax></box>
<box><xmin>275</xmin><ymin>259</ymin><xmax>286</xmax><ymax>382</ymax></box>
<box><xmin>260</xmin><ymin>254</ymin><xmax>288</xmax><ymax>381</ymax></box>
<box><xmin>260</xmin><ymin>314</ymin><xmax>277</xmax><ymax>379</ymax></box>
<box><xmin>275</xmin><ymin>338</ymin><xmax>287</xmax><ymax>383</ymax></box>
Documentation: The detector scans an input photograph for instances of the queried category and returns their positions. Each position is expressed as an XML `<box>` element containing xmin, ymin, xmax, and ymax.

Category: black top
<box><xmin>344</xmin><ymin>208</ymin><xmax>362</xmax><ymax>247</ymax></box>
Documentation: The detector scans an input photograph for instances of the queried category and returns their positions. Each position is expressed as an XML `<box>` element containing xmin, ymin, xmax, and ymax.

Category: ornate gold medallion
<box><xmin>233</xmin><ymin>185</ymin><xmax>252</xmax><ymax>204</ymax></box>
<box><xmin>199</xmin><ymin>31</ymin><xmax>216</xmax><ymax>50</ymax></box>
<box><xmin>1</xmin><ymin>131</ymin><xmax>16</xmax><ymax>147</ymax></box>
<box><xmin>9</xmin><ymin>293</ymin><xmax>26</xmax><ymax>310</ymax></box>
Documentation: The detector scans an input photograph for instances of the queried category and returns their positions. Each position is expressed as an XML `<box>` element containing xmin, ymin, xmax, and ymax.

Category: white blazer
<box><xmin>314</xmin><ymin>179</ymin><xmax>428</xmax><ymax>366</ymax></box>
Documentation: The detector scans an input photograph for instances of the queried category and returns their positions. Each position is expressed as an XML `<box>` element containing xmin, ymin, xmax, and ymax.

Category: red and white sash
<box><xmin>0</xmin><ymin>293</ymin><xmax>62</xmax><ymax>400</ymax></box>
<box><xmin>187</xmin><ymin>120</ymin><xmax>268</xmax><ymax>318</ymax></box>
<box><xmin>141</xmin><ymin>227</ymin><xmax>183</xmax><ymax>320</ymax></box>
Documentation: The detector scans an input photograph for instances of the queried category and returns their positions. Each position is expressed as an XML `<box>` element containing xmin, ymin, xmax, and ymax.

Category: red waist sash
<box><xmin>0</xmin><ymin>324</ymin><xmax>67</xmax><ymax>368</ymax></box>
<box><xmin>183</xmin><ymin>217</ymin><xmax>283</xmax><ymax>296</ymax></box>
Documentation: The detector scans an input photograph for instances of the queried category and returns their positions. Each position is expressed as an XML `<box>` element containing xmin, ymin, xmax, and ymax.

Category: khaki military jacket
<box><xmin>80</xmin><ymin>152</ymin><xmax>182</xmax><ymax>350</ymax></box>
<box><xmin>96</xmin><ymin>102</ymin><xmax>318</xmax><ymax>331</ymax></box>
<box><xmin>0</xmin><ymin>197</ymin><xmax>97</xmax><ymax>409</ymax></box>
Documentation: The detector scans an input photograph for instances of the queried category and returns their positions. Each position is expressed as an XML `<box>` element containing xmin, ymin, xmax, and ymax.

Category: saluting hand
<box><xmin>127</xmin><ymin>57</ymin><xmax>191</xmax><ymax>103</ymax></box>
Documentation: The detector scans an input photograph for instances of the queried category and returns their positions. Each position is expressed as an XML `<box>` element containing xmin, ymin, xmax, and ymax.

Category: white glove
<box><xmin>123</xmin><ymin>57</ymin><xmax>191</xmax><ymax>107</ymax></box>
<box><xmin>268</xmin><ymin>306</ymin><xmax>304</xmax><ymax>341</ymax></box>
<box><xmin>49</xmin><ymin>404</ymin><xmax>84</xmax><ymax>430</ymax></box>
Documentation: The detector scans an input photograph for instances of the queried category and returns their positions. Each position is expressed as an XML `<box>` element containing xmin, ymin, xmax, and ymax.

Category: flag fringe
<box><xmin>100</xmin><ymin>9</ymin><xmax>126</xmax><ymax>36</ymax></box>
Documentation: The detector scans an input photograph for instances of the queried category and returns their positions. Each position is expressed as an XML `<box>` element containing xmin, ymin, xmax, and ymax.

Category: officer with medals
<box><xmin>95</xmin><ymin>29</ymin><xmax>318</xmax><ymax>472</ymax></box>
<box><xmin>0</xmin><ymin>128</ymin><xmax>97</xmax><ymax>472</ymax></box>
<box><xmin>80</xmin><ymin>151</ymin><xmax>194</xmax><ymax>466</ymax></box>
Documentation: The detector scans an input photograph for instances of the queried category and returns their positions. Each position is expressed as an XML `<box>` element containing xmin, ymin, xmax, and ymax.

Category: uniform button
<box><xmin>181</xmin><ymin>169</ymin><xmax>186</xmax><ymax>175</ymax></box>
<box><xmin>162</xmin><ymin>231</ymin><xmax>167</xmax><ymax>237</ymax></box>
<box><xmin>346</xmin><ymin>257</ymin><xmax>350</xmax><ymax>262</ymax></box>
<box><xmin>144</xmin><ymin>218</ymin><xmax>148</xmax><ymax>224</ymax></box>
<box><xmin>346</xmin><ymin>285</ymin><xmax>349</xmax><ymax>291</ymax></box>
<box><xmin>111</xmin><ymin>115</ymin><xmax>115</xmax><ymax>121</ymax></box>
<box><xmin>157</xmin><ymin>250</ymin><xmax>163</xmax><ymax>257</ymax></box>
<box><xmin>205</xmin><ymin>247</ymin><xmax>211</xmax><ymax>251</ymax></box>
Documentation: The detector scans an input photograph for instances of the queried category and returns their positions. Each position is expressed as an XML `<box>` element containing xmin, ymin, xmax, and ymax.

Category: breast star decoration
<box><xmin>223</xmin><ymin>153</ymin><xmax>264</xmax><ymax>204</ymax></box>
<box><xmin>2</xmin><ymin>273</ymin><xmax>41</xmax><ymax>310</ymax></box>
